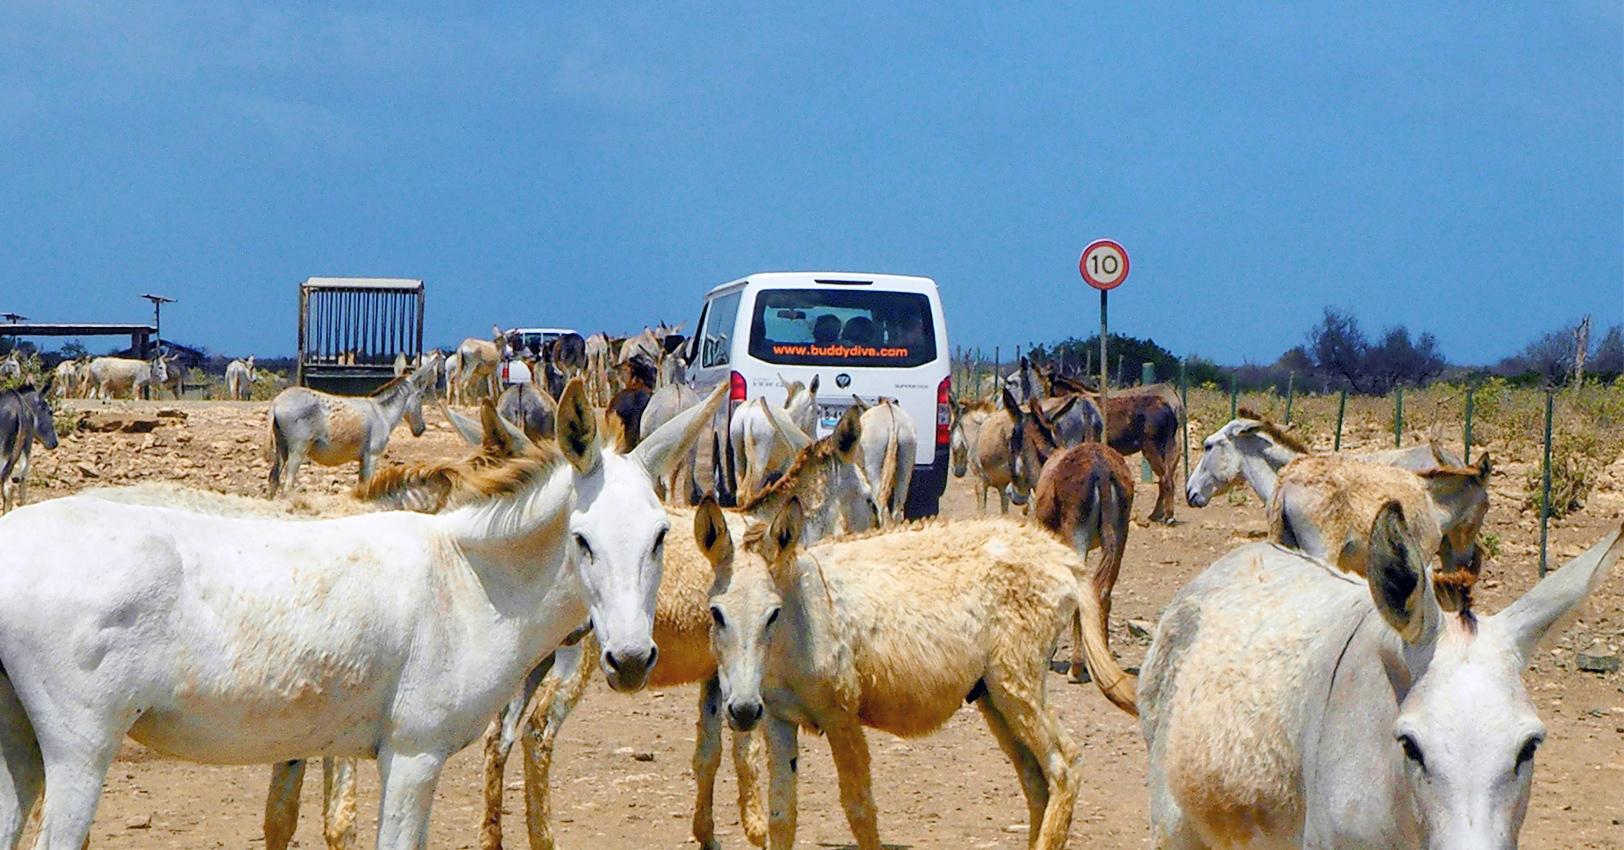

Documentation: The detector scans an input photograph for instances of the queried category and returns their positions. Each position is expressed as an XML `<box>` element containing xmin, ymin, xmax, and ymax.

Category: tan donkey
<box><xmin>698</xmin><ymin>499</ymin><xmax>1115</xmax><ymax>850</ymax></box>
<box><xmin>478</xmin><ymin>407</ymin><xmax>880</xmax><ymax>850</ymax></box>
<box><xmin>1269</xmin><ymin>452</ymin><xmax>1491</xmax><ymax>590</ymax></box>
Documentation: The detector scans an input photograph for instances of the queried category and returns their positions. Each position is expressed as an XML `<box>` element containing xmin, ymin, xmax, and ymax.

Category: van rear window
<box><xmin>747</xmin><ymin>289</ymin><xmax>937</xmax><ymax>368</ymax></box>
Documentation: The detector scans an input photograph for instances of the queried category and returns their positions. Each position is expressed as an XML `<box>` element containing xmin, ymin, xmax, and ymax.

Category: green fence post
<box><xmin>1140</xmin><ymin>362</ymin><xmax>1156</xmax><ymax>482</ymax></box>
<box><xmin>1463</xmin><ymin>382</ymin><xmax>1475</xmax><ymax>462</ymax></box>
<box><xmin>1393</xmin><ymin>385</ymin><xmax>1404</xmax><ymax>447</ymax></box>
<box><xmin>1539</xmin><ymin>389</ymin><xmax>1554</xmax><ymax>577</ymax></box>
<box><xmin>1334</xmin><ymin>388</ymin><xmax>1347</xmax><ymax>451</ymax></box>
<box><xmin>1180</xmin><ymin>358</ymin><xmax>1190</xmax><ymax>489</ymax></box>
<box><xmin>1284</xmin><ymin>372</ymin><xmax>1296</xmax><ymax>425</ymax></box>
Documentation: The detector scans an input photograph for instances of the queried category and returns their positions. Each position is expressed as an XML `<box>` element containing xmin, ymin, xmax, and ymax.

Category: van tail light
<box><xmin>501</xmin><ymin>363</ymin><xmax>511</xmax><ymax>383</ymax></box>
<box><xmin>728</xmin><ymin>370</ymin><xmax>748</xmax><ymax>419</ymax></box>
<box><xmin>936</xmin><ymin>376</ymin><xmax>951</xmax><ymax>447</ymax></box>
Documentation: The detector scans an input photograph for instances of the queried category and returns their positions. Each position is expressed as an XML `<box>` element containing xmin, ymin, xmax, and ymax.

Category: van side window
<box><xmin>700</xmin><ymin>291</ymin><xmax>742</xmax><ymax>368</ymax></box>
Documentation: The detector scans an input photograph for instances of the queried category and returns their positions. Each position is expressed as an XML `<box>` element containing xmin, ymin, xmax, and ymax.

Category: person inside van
<box><xmin>840</xmin><ymin>316</ymin><xmax>876</xmax><ymax>346</ymax></box>
<box><xmin>894</xmin><ymin>311</ymin><xmax>927</xmax><ymax>348</ymax></box>
<box><xmin>813</xmin><ymin>314</ymin><xmax>842</xmax><ymax>345</ymax></box>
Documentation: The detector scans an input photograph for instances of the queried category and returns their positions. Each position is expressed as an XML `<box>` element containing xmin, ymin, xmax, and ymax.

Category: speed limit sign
<box><xmin>1079</xmin><ymin>239</ymin><xmax>1129</xmax><ymax>290</ymax></box>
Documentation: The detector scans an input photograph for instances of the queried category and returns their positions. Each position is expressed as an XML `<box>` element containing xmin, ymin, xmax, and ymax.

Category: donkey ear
<box><xmin>441</xmin><ymin>401</ymin><xmax>484</xmax><ymax>447</ymax></box>
<box><xmin>1495</xmin><ymin>522</ymin><xmax>1624</xmax><ymax>666</ymax></box>
<box><xmin>1001</xmin><ymin>387</ymin><xmax>1022</xmax><ymax>419</ymax></box>
<box><xmin>765</xmin><ymin>497</ymin><xmax>805</xmax><ymax>561</ymax></box>
<box><xmin>693</xmin><ymin>495</ymin><xmax>734</xmax><ymax>570</ymax></box>
<box><xmin>807</xmin><ymin>374</ymin><xmax>820</xmax><ymax>396</ymax></box>
<box><xmin>488</xmin><ymin>404</ymin><xmax>536</xmax><ymax>457</ymax></box>
<box><xmin>556</xmin><ymin>378</ymin><xmax>601</xmax><ymax>474</ymax></box>
<box><xmin>1473</xmin><ymin>452</ymin><xmax>1492</xmax><ymax>484</ymax></box>
<box><xmin>832</xmin><ymin>405</ymin><xmax>863</xmax><ymax>463</ymax></box>
<box><xmin>764</xmin><ymin>400</ymin><xmax>813</xmax><ymax>452</ymax></box>
<box><xmin>1366</xmin><ymin>501</ymin><xmax>1434</xmax><ymax>645</ymax></box>
<box><xmin>631</xmin><ymin>382</ymin><xmax>726</xmax><ymax>478</ymax></box>
<box><xmin>849</xmin><ymin>393</ymin><xmax>870</xmax><ymax>413</ymax></box>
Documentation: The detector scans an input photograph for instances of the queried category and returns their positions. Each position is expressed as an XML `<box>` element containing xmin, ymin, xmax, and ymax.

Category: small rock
<box><xmin>76</xmin><ymin>463</ymin><xmax>100</xmax><ymax>479</ymax></box>
<box><xmin>632</xmin><ymin>751</ymin><xmax>655</xmax><ymax>762</ymax></box>
<box><xmin>1126</xmin><ymin>619</ymin><xmax>1154</xmax><ymax>641</ymax></box>
<box><xmin>155</xmin><ymin>408</ymin><xmax>187</xmax><ymax>420</ymax></box>
<box><xmin>1577</xmin><ymin>644</ymin><xmax>1621</xmax><ymax>674</ymax></box>
<box><xmin>125</xmin><ymin>813</ymin><xmax>152</xmax><ymax>829</ymax></box>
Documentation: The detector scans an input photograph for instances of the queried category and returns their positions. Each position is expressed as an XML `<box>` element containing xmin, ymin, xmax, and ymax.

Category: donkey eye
<box><xmin>652</xmin><ymin>528</ymin><xmax>668</xmax><ymax>552</ymax></box>
<box><xmin>573</xmin><ymin>534</ymin><xmax>592</xmax><ymax>557</ymax></box>
<box><xmin>709</xmin><ymin>606</ymin><xmax>726</xmax><ymax>629</ymax></box>
<box><xmin>1398</xmin><ymin>734</ymin><xmax>1426</xmax><ymax>772</ymax></box>
<box><xmin>1514</xmin><ymin>736</ymin><xmax>1542</xmax><ymax>773</ymax></box>
<box><xmin>765</xmin><ymin>607</ymin><xmax>781</xmax><ymax>629</ymax></box>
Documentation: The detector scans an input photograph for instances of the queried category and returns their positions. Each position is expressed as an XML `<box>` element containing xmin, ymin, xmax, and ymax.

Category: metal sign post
<box><xmin>1079</xmin><ymin>238</ymin><xmax>1130</xmax><ymax>437</ymax></box>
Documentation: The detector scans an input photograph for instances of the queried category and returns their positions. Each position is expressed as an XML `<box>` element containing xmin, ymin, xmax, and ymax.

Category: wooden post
<box><xmin>296</xmin><ymin>283</ymin><xmax>308</xmax><ymax>387</ymax></box>
<box><xmin>1229</xmin><ymin>375</ymin><xmax>1238</xmax><ymax>420</ymax></box>
<box><xmin>1463</xmin><ymin>382</ymin><xmax>1475</xmax><ymax>462</ymax></box>
<box><xmin>1394</xmin><ymin>385</ymin><xmax>1404</xmax><ymax>447</ymax></box>
<box><xmin>1539</xmin><ymin>389</ymin><xmax>1554</xmax><ymax>577</ymax></box>
<box><xmin>1180</xmin><ymin>358</ymin><xmax>1190</xmax><ymax>490</ymax></box>
<box><xmin>1284</xmin><ymin>372</ymin><xmax>1295</xmax><ymax>425</ymax></box>
<box><xmin>1140</xmin><ymin>361</ymin><xmax>1155</xmax><ymax>482</ymax></box>
<box><xmin>1334</xmin><ymin>388</ymin><xmax>1347</xmax><ymax>451</ymax></box>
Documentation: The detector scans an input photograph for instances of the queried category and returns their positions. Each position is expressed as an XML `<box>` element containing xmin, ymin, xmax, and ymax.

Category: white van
<box><xmin>686</xmin><ymin>272</ymin><xmax>951</xmax><ymax>517</ymax></box>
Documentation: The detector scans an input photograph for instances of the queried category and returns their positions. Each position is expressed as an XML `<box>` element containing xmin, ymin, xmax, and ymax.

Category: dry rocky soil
<box><xmin>10</xmin><ymin>399</ymin><xmax>1623</xmax><ymax>848</ymax></box>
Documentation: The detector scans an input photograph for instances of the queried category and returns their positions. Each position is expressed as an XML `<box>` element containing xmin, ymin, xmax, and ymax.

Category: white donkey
<box><xmin>1185</xmin><ymin>412</ymin><xmax>1463</xmax><ymax>508</ymax></box>
<box><xmin>266</xmin><ymin>360</ymin><xmax>437</xmax><ymax>496</ymax></box>
<box><xmin>1137</xmin><ymin>503</ymin><xmax>1623</xmax><ymax>849</ymax></box>
<box><xmin>728</xmin><ymin>377</ymin><xmax>819</xmax><ymax>502</ymax></box>
<box><xmin>853</xmin><ymin>396</ymin><xmax>916</xmax><ymax>525</ymax></box>
<box><xmin>226</xmin><ymin>355</ymin><xmax>257</xmax><ymax>400</ymax></box>
<box><xmin>0</xmin><ymin>378</ymin><xmax>721</xmax><ymax>850</ymax></box>
<box><xmin>87</xmin><ymin>353</ymin><xmax>171</xmax><ymax>399</ymax></box>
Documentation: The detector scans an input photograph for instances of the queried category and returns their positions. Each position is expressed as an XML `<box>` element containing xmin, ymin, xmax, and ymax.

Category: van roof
<box><xmin>703</xmin><ymin>271</ymin><xmax>937</xmax><ymax>299</ymax></box>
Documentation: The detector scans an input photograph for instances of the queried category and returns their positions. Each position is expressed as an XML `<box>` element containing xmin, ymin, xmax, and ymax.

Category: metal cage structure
<box><xmin>297</xmin><ymin>277</ymin><xmax>425</xmax><ymax>395</ymax></box>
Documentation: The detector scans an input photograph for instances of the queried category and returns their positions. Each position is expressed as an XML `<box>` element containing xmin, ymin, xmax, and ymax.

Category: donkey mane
<box><xmin>356</xmin><ymin>443</ymin><xmax>566</xmax><ymax>509</ymax></box>
<box><xmin>369</xmin><ymin>373</ymin><xmax>411</xmax><ymax>397</ymax></box>
<box><xmin>736</xmin><ymin>433</ymin><xmax>842</xmax><ymax>512</ymax></box>
<box><xmin>1236</xmin><ymin>407</ymin><xmax>1312</xmax><ymax>455</ymax></box>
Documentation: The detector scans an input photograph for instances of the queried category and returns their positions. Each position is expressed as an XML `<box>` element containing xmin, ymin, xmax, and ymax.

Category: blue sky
<box><xmin>2</xmin><ymin>3</ymin><xmax>1620</xmax><ymax>364</ymax></box>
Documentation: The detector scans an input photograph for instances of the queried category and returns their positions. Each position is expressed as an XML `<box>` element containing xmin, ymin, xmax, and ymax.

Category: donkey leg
<box><xmin>975</xmin><ymin>699</ymin><xmax>1047</xmax><ymax>843</ymax></box>
<box><xmin>764</xmin><ymin>716</ymin><xmax>799</xmax><ymax>850</ymax></box>
<box><xmin>0</xmin><ymin>672</ymin><xmax>43</xmax><ymax>850</ymax></box>
<box><xmin>33</xmin><ymin>728</ymin><xmax>122</xmax><ymax>850</ymax></box>
<box><xmin>322</xmin><ymin>758</ymin><xmax>359</xmax><ymax>850</ymax></box>
<box><xmin>729</xmin><ymin>728</ymin><xmax>767</xmax><ymax>847</ymax></box>
<box><xmin>823</xmin><ymin>719</ymin><xmax>881</xmax><ymax>850</ymax></box>
<box><xmin>523</xmin><ymin>642</ymin><xmax>591</xmax><ymax>850</ymax></box>
<box><xmin>691</xmin><ymin>678</ymin><xmax>724</xmax><ymax>849</ymax></box>
<box><xmin>984</xmin><ymin>682</ymin><xmax>1081</xmax><ymax>850</ymax></box>
<box><xmin>374</xmin><ymin>748</ymin><xmax>446</xmax><ymax>850</ymax></box>
<box><xmin>264</xmin><ymin>760</ymin><xmax>306</xmax><ymax>850</ymax></box>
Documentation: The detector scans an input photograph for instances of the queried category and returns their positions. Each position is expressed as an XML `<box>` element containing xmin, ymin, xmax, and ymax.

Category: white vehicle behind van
<box><xmin>686</xmin><ymin>272</ymin><xmax>950</xmax><ymax>517</ymax></box>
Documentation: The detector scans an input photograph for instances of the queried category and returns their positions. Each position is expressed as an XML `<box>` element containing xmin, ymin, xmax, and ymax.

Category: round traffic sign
<box><xmin>1079</xmin><ymin>239</ymin><xmax>1130</xmax><ymax>290</ymax></box>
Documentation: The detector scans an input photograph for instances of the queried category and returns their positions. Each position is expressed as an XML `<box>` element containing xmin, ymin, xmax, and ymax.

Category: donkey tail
<box><xmin>1079</xmin><ymin>468</ymin><xmax>1139</xmax><ymax>716</ymax></box>
<box><xmin>876</xmin><ymin>403</ymin><xmax>901</xmax><ymax>517</ymax></box>
<box><xmin>1076</xmin><ymin>573</ymin><xmax>1138</xmax><ymax>716</ymax></box>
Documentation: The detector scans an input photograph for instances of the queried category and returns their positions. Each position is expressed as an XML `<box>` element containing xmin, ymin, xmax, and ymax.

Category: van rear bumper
<box><xmin>904</xmin><ymin>444</ymin><xmax>951</xmax><ymax>519</ymax></box>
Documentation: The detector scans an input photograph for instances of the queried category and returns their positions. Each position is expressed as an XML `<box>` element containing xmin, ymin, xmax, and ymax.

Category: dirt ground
<box><xmin>12</xmin><ymin>398</ymin><xmax>1624</xmax><ymax>848</ymax></box>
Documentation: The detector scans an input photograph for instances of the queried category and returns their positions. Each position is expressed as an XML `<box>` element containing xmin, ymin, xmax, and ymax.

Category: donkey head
<box><xmin>1366</xmin><ymin>502</ymin><xmax>1624</xmax><ymax>849</ymax></box>
<box><xmin>560</xmin><ymin>378</ymin><xmax>726</xmax><ymax>693</ymax></box>
<box><xmin>17</xmin><ymin>384</ymin><xmax>58</xmax><ymax>450</ymax></box>
<box><xmin>697</xmin><ymin>495</ymin><xmax>805</xmax><ymax>732</ymax></box>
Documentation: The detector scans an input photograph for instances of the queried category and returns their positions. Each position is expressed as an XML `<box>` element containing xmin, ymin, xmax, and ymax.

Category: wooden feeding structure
<box><xmin>297</xmin><ymin>277</ymin><xmax>425</xmax><ymax>395</ymax></box>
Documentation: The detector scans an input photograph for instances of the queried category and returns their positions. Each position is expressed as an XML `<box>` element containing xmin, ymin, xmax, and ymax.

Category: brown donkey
<box><xmin>1039</xmin><ymin>367</ymin><xmax>1182</xmax><ymax>523</ymax></box>
<box><xmin>1007</xmin><ymin>393</ymin><xmax>1138</xmax><ymax>711</ymax></box>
